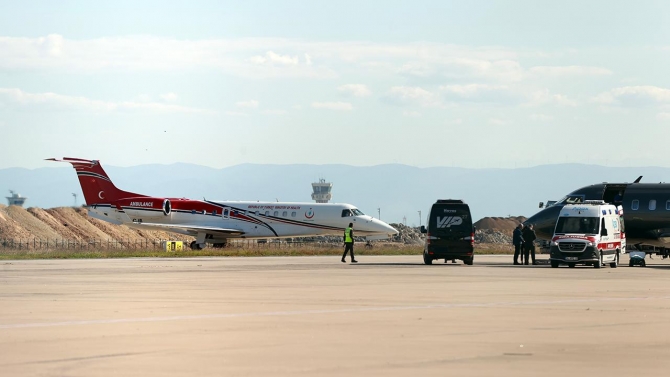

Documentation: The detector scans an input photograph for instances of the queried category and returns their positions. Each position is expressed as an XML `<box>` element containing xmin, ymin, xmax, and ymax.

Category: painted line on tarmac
<box><xmin>1</xmin><ymin>296</ymin><xmax>668</xmax><ymax>330</ymax></box>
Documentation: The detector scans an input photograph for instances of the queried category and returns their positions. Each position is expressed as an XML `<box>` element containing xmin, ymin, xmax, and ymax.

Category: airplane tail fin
<box><xmin>47</xmin><ymin>157</ymin><xmax>146</xmax><ymax>205</ymax></box>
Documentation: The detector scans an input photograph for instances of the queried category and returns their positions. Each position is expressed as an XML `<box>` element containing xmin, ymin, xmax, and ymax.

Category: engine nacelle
<box><xmin>114</xmin><ymin>197</ymin><xmax>172</xmax><ymax>219</ymax></box>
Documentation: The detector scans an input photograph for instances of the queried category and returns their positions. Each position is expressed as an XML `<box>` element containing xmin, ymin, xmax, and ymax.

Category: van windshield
<box><xmin>554</xmin><ymin>217</ymin><xmax>599</xmax><ymax>234</ymax></box>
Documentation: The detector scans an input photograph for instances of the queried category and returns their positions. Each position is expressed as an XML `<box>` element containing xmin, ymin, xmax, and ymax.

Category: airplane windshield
<box><xmin>341</xmin><ymin>209</ymin><xmax>365</xmax><ymax>217</ymax></box>
<box><xmin>554</xmin><ymin>217</ymin><xmax>599</xmax><ymax>234</ymax></box>
<box><xmin>557</xmin><ymin>195</ymin><xmax>585</xmax><ymax>205</ymax></box>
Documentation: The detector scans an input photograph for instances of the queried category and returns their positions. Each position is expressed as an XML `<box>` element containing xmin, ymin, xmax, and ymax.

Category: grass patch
<box><xmin>0</xmin><ymin>243</ymin><xmax>514</xmax><ymax>260</ymax></box>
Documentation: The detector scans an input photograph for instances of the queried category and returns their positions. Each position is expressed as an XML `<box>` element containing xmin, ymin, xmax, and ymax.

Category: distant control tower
<box><xmin>311</xmin><ymin>179</ymin><xmax>332</xmax><ymax>203</ymax></box>
<box><xmin>6</xmin><ymin>190</ymin><xmax>27</xmax><ymax>207</ymax></box>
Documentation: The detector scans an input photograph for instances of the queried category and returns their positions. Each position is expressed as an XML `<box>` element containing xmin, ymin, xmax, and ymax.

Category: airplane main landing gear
<box><xmin>190</xmin><ymin>241</ymin><xmax>203</xmax><ymax>250</ymax></box>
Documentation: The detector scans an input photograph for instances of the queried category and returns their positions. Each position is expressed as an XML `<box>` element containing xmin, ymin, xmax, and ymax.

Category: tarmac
<box><xmin>2</xmin><ymin>254</ymin><xmax>670</xmax><ymax>376</ymax></box>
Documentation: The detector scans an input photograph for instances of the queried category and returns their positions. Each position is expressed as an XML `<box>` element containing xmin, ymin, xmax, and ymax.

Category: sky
<box><xmin>1</xmin><ymin>0</ymin><xmax>670</xmax><ymax>170</ymax></box>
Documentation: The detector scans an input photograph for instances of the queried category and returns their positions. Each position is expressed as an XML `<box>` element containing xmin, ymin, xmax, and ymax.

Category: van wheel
<box><xmin>610</xmin><ymin>252</ymin><xmax>619</xmax><ymax>268</ymax></box>
<box><xmin>629</xmin><ymin>260</ymin><xmax>633</xmax><ymax>267</ymax></box>
<box><xmin>551</xmin><ymin>260</ymin><xmax>559</xmax><ymax>268</ymax></box>
<box><xmin>463</xmin><ymin>256</ymin><xmax>474</xmax><ymax>265</ymax></box>
<box><xmin>568</xmin><ymin>263</ymin><xmax>575</xmax><ymax>268</ymax></box>
<box><xmin>423</xmin><ymin>252</ymin><xmax>433</xmax><ymax>265</ymax></box>
<box><xmin>593</xmin><ymin>252</ymin><xmax>602</xmax><ymax>268</ymax></box>
<box><xmin>641</xmin><ymin>260</ymin><xmax>646</xmax><ymax>267</ymax></box>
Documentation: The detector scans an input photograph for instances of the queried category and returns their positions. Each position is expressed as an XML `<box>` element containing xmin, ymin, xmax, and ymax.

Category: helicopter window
<box><xmin>631</xmin><ymin>200</ymin><xmax>639</xmax><ymax>211</ymax></box>
<box><xmin>649</xmin><ymin>200</ymin><xmax>657</xmax><ymax>211</ymax></box>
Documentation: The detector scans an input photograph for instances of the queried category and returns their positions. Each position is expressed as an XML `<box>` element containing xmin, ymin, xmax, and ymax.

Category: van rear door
<box><xmin>429</xmin><ymin>205</ymin><xmax>473</xmax><ymax>243</ymax></box>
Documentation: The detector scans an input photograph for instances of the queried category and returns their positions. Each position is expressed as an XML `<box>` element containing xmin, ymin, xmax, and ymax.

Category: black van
<box><xmin>420</xmin><ymin>199</ymin><xmax>475</xmax><ymax>265</ymax></box>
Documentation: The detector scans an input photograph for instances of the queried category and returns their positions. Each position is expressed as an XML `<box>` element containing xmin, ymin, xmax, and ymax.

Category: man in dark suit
<box><xmin>512</xmin><ymin>224</ymin><xmax>525</xmax><ymax>265</ymax></box>
<box><xmin>522</xmin><ymin>224</ymin><xmax>537</xmax><ymax>265</ymax></box>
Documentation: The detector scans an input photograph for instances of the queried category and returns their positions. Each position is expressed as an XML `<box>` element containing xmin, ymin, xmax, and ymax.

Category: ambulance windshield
<box><xmin>554</xmin><ymin>217</ymin><xmax>599</xmax><ymax>235</ymax></box>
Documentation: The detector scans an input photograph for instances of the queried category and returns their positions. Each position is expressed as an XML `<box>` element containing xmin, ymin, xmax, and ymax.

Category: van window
<box><xmin>428</xmin><ymin>205</ymin><xmax>472</xmax><ymax>233</ymax></box>
<box><xmin>650</xmin><ymin>200</ymin><xmax>657</xmax><ymax>210</ymax></box>
<box><xmin>631</xmin><ymin>200</ymin><xmax>639</xmax><ymax>210</ymax></box>
<box><xmin>619</xmin><ymin>216</ymin><xmax>625</xmax><ymax>232</ymax></box>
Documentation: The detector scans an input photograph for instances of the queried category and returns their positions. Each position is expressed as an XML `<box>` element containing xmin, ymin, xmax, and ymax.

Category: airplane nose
<box><xmin>524</xmin><ymin>205</ymin><xmax>561</xmax><ymax>240</ymax></box>
<box><xmin>374</xmin><ymin>218</ymin><xmax>399</xmax><ymax>236</ymax></box>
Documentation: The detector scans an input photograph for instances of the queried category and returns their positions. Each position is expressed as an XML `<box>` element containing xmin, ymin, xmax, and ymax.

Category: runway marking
<box><xmin>1</xmin><ymin>296</ymin><xmax>668</xmax><ymax>330</ymax></box>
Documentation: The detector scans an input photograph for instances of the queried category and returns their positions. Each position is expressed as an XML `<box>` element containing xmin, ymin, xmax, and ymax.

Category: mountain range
<box><xmin>2</xmin><ymin>163</ymin><xmax>669</xmax><ymax>224</ymax></box>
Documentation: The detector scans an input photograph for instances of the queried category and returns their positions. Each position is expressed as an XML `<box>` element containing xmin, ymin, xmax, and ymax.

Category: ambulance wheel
<box><xmin>610</xmin><ymin>252</ymin><xmax>619</xmax><ymax>268</ymax></box>
<box><xmin>593</xmin><ymin>252</ymin><xmax>602</xmax><ymax>268</ymax></box>
<box><xmin>551</xmin><ymin>260</ymin><xmax>559</xmax><ymax>268</ymax></box>
<box><xmin>568</xmin><ymin>263</ymin><xmax>575</xmax><ymax>268</ymax></box>
<box><xmin>463</xmin><ymin>256</ymin><xmax>474</xmax><ymax>265</ymax></box>
<box><xmin>423</xmin><ymin>252</ymin><xmax>433</xmax><ymax>265</ymax></box>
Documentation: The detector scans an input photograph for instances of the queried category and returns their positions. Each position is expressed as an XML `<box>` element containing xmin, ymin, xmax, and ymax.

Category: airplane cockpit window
<box><xmin>341</xmin><ymin>209</ymin><xmax>353</xmax><ymax>217</ymax></box>
<box><xmin>351</xmin><ymin>209</ymin><xmax>365</xmax><ymax>216</ymax></box>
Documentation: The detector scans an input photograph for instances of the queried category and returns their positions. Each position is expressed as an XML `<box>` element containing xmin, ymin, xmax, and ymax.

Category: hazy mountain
<box><xmin>1</xmin><ymin>163</ymin><xmax>669</xmax><ymax>224</ymax></box>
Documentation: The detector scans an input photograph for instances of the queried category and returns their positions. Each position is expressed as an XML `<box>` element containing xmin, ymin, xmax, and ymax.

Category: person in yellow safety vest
<box><xmin>341</xmin><ymin>222</ymin><xmax>358</xmax><ymax>263</ymax></box>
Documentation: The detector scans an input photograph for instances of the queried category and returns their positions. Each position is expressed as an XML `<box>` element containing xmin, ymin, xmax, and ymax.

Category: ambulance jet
<box><xmin>525</xmin><ymin>178</ymin><xmax>670</xmax><ymax>251</ymax></box>
<box><xmin>50</xmin><ymin>158</ymin><xmax>398</xmax><ymax>249</ymax></box>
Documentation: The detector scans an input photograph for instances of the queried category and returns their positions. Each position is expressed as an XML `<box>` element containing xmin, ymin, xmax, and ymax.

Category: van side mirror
<box><xmin>538</xmin><ymin>202</ymin><xmax>544</xmax><ymax>208</ymax></box>
<box><xmin>420</xmin><ymin>226</ymin><xmax>427</xmax><ymax>234</ymax></box>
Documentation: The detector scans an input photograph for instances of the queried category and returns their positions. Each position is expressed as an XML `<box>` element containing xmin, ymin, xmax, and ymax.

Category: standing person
<box><xmin>341</xmin><ymin>222</ymin><xmax>358</xmax><ymax>263</ymax></box>
<box><xmin>522</xmin><ymin>223</ymin><xmax>537</xmax><ymax>265</ymax></box>
<box><xmin>512</xmin><ymin>224</ymin><xmax>525</xmax><ymax>265</ymax></box>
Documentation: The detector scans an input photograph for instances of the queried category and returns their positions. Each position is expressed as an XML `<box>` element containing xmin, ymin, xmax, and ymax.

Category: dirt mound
<box><xmin>0</xmin><ymin>206</ymin><xmax>193</xmax><ymax>244</ymax></box>
<box><xmin>475</xmin><ymin>216</ymin><xmax>527</xmax><ymax>234</ymax></box>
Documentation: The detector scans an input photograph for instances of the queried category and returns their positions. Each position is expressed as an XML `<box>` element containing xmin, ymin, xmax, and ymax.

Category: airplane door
<box><xmin>223</xmin><ymin>208</ymin><xmax>230</xmax><ymax>219</ymax></box>
<box><xmin>603</xmin><ymin>184</ymin><xmax>628</xmax><ymax>204</ymax></box>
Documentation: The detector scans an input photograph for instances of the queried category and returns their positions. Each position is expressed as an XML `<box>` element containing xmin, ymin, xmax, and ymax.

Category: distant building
<box><xmin>6</xmin><ymin>190</ymin><xmax>27</xmax><ymax>207</ymax></box>
<box><xmin>311</xmin><ymin>179</ymin><xmax>332</xmax><ymax>203</ymax></box>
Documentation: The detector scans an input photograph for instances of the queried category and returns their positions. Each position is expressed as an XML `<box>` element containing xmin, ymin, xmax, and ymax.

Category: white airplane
<box><xmin>49</xmin><ymin>157</ymin><xmax>399</xmax><ymax>249</ymax></box>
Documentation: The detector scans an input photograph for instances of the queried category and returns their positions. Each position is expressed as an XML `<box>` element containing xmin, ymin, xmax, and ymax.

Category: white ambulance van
<box><xmin>549</xmin><ymin>200</ymin><xmax>625</xmax><ymax>268</ymax></box>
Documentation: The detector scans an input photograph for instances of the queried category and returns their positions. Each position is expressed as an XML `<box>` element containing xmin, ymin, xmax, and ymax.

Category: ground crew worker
<box><xmin>522</xmin><ymin>223</ymin><xmax>537</xmax><ymax>265</ymax></box>
<box><xmin>512</xmin><ymin>224</ymin><xmax>525</xmax><ymax>265</ymax></box>
<box><xmin>341</xmin><ymin>222</ymin><xmax>357</xmax><ymax>263</ymax></box>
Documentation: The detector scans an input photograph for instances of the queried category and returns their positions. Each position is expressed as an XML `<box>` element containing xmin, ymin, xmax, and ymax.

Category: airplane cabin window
<box><xmin>265</xmin><ymin>211</ymin><xmax>269</xmax><ymax>216</ymax></box>
<box><xmin>291</xmin><ymin>211</ymin><xmax>296</xmax><ymax>217</ymax></box>
<box><xmin>667</xmin><ymin>200</ymin><xmax>670</xmax><ymax>210</ymax></box>
<box><xmin>212</xmin><ymin>210</ymin><xmax>217</xmax><ymax>215</ymax></box>
<box><xmin>649</xmin><ymin>200</ymin><xmax>657</xmax><ymax>211</ymax></box>
<box><xmin>631</xmin><ymin>200</ymin><xmax>639</xmax><ymax>211</ymax></box>
<box><xmin>282</xmin><ymin>211</ymin><xmax>288</xmax><ymax>217</ymax></box>
<box><xmin>224</xmin><ymin>209</ymin><xmax>229</xmax><ymax>217</ymax></box>
<box><xmin>273</xmin><ymin>211</ymin><xmax>279</xmax><ymax>216</ymax></box>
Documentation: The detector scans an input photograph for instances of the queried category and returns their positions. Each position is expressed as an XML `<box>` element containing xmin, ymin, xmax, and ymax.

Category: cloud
<box><xmin>249</xmin><ymin>51</ymin><xmax>299</xmax><ymax>65</ymax></box>
<box><xmin>225</xmin><ymin>111</ymin><xmax>247</xmax><ymax>116</ymax></box>
<box><xmin>304</xmin><ymin>53</ymin><xmax>312</xmax><ymax>65</ymax></box>
<box><xmin>0</xmin><ymin>88</ymin><xmax>210</xmax><ymax>114</ymax></box>
<box><xmin>311</xmin><ymin>101</ymin><xmax>353</xmax><ymax>111</ymax></box>
<box><xmin>529</xmin><ymin>65</ymin><xmax>612</xmax><ymax>76</ymax></box>
<box><xmin>159</xmin><ymin>92</ymin><xmax>178</xmax><ymax>102</ymax></box>
<box><xmin>593</xmin><ymin>86</ymin><xmax>670</xmax><ymax>106</ymax></box>
<box><xmin>657</xmin><ymin>112</ymin><xmax>670</xmax><ymax>121</ymax></box>
<box><xmin>402</xmin><ymin>110</ymin><xmax>421</xmax><ymax>117</ymax></box>
<box><xmin>529</xmin><ymin>113</ymin><xmax>553</xmax><ymax>122</ymax></box>
<box><xmin>262</xmin><ymin>109</ymin><xmax>287</xmax><ymax>115</ymax></box>
<box><xmin>527</xmin><ymin>89</ymin><xmax>578</xmax><ymax>106</ymax></box>
<box><xmin>338</xmin><ymin>84</ymin><xmax>371</xmax><ymax>97</ymax></box>
<box><xmin>488</xmin><ymin>118</ymin><xmax>511</xmax><ymax>126</ymax></box>
<box><xmin>383</xmin><ymin>86</ymin><xmax>440</xmax><ymax>107</ymax></box>
<box><xmin>236</xmin><ymin>100</ymin><xmax>259</xmax><ymax>108</ymax></box>
<box><xmin>439</xmin><ymin>84</ymin><xmax>518</xmax><ymax>103</ymax></box>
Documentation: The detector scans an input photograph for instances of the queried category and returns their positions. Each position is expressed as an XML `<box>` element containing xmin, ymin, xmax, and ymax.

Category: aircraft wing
<box><xmin>129</xmin><ymin>222</ymin><xmax>245</xmax><ymax>237</ymax></box>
